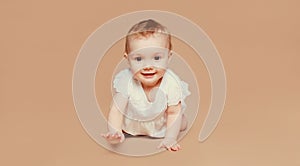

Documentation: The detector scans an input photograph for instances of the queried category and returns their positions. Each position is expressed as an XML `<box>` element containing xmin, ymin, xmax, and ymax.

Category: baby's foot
<box><xmin>101</xmin><ymin>131</ymin><xmax>125</xmax><ymax>144</ymax></box>
<box><xmin>158</xmin><ymin>138</ymin><xmax>181</xmax><ymax>151</ymax></box>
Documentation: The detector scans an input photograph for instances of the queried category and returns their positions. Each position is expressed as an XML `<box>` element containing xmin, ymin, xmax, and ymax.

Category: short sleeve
<box><xmin>112</xmin><ymin>69</ymin><xmax>132</xmax><ymax>97</ymax></box>
<box><xmin>165</xmin><ymin>70</ymin><xmax>191</xmax><ymax>108</ymax></box>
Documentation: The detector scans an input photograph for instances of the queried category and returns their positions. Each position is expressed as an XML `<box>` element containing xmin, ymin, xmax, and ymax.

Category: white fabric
<box><xmin>113</xmin><ymin>68</ymin><xmax>190</xmax><ymax>138</ymax></box>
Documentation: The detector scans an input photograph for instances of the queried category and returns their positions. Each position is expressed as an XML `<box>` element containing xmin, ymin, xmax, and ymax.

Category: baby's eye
<box><xmin>154</xmin><ymin>56</ymin><xmax>161</xmax><ymax>60</ymax></box>
<box><xmin>135</xmin><ymin>57</ymin><xmax>142</xmax><ymax>61</ymax></box>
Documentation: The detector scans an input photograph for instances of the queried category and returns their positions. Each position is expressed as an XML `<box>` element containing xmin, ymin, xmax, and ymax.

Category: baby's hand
<box><xmin>101</xmin><ymin>131</ymin><xmax>125</xmax><ymax>144</ymax></box>
<box><xmin>158</xmin><ymin>138</ymin><xmax>181</xmax><ymax>151</ymax></box>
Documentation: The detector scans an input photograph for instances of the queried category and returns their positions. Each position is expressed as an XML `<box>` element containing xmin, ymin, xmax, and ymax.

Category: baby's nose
<box><xmin>143</xmin><ymin>66</ymin><xmax>153</xmax><ymax>71</ymax></box>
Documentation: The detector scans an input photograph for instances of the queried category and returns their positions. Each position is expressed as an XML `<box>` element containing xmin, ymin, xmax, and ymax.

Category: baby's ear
<box><xmin>124</xmin><ymin>52</ymin><xmax>130</xmax><ymax>66</ymax></box>
<box><xmin>169</xmin><ymin>50</ymin><xmax>173</xmax><ymax>57</ymax></box>
<box><xmin>123</xmin><ymin>52</ymin><xmax>128</xmax><ymax>59</ymax></box>
<box><xmin>168</xmin><ymin>50</ymin><xmax>173</xmax><ymax>62</ymax></box>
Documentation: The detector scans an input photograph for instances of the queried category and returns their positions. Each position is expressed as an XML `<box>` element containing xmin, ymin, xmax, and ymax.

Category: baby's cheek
<box><xmin>132</xmin><ymin>71</ymin><xmax>138</xmax><ymax>78</ymax></box>
<box><xmin>157</xmin><ymin>70</ymin><xmax>166</xmax><ymax>77</ymax></box>
<box><xmin>128</xmin><ymin>60</ymin><xmax>142</xmax><ymax>74</ymax></box>
<box><xmin>131</xmin><ymin>66</ymin><xmax>144</xmax><ymax>76</ymax></box>
<box><xmin>130</xmin><ymin>67</ymin><xmax>140</xmax><ymax>77</ymax></box>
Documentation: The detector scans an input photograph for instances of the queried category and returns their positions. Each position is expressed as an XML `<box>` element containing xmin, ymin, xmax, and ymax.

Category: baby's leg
<box><xmin>180</xmin><ymin>114</ymin><xmax>188</xmax><ymax>131</ymax></box>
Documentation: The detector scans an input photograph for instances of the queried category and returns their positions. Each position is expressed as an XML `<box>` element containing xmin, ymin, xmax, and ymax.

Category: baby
<box><xmin>102</xmin><ymin>19</ymin><xmax>190</xmax><ymax>151</ymax></box>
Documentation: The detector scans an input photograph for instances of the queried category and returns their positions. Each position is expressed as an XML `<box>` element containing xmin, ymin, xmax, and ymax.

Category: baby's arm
<box><xmin>101</xmin><ymin>93</ymin><xmax>128</xmax><ymax>144</ymax></box>
<box><xmin>158</xmin><ymin>102</ymin><xmax>183</xmax><ymax>151</ymax></box>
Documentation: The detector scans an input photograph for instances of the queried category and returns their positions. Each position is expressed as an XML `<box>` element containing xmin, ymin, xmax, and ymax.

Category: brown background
<box><xmin>1</xmin><ymin>0</ymin><xmax>299</xmax><ymax>166</ymax></box>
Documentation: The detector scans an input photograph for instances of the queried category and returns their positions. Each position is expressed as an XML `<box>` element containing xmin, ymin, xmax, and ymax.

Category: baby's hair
<box><xmin>125</xmin><ymin>19</ymin><xmax>172</xmax><ymax>54</ymax></box>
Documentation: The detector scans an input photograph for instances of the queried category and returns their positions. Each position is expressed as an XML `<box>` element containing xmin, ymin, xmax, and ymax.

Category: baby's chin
<box><xmin>140</xmin><ymin>79</ymin><xmax>160</xmax><ymax>87</ymax></box>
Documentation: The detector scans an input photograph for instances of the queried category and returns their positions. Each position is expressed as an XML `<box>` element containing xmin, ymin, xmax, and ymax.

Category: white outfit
<box><xmin>113</xmin><ymin>69</ymin><xmax>190</xmax><ymax>138</ymax></box>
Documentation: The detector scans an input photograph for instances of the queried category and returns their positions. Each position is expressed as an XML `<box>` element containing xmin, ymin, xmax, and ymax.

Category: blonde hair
<box><xmin>125</xmin><ymin>19</ymin><xmax>172</xmax><ymax>54</ymax></box>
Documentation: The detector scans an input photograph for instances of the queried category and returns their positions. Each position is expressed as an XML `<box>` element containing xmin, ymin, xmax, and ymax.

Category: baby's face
<box><xmin>127</xmin><ymin>35</ymin><xmax>170</xmax><ymax>88</ymax></box>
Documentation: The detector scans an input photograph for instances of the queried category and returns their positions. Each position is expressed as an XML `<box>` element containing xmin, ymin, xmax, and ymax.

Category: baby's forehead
<box><xmin>129</xmin><ymin>46</ymin><xmax>169</xmax><ymax>55</ymax></box>
<box><xmin>127</xmin><ymin>35</ymin><xmax>169</xmax><ymax>53</ymax></box>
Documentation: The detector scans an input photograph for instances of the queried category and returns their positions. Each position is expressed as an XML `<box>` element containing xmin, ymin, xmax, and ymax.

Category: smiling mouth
<box><xmin>141</xmin><ymin>72</ymin><xmax>156</xmax><ymax>78</ymax></box>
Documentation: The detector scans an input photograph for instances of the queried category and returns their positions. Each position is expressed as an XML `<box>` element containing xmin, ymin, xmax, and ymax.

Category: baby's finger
<box><xmin>157</xmin><ymin>144</ymin><xmax>172</xmax><ymax>151</ymax></box>
<box><xmin>101</xmin><ymin>133</ymin><xmax>109</xmax><ymax>138</ymax></box>
<box><xmin>108</xmin><ymin>133</ymin><xmax>118</xmax><ymax>139</ymax></box>
<box><xmin>119</xmin><ymin>134</ymin><xmax>125</xmax><ymax>143</ymax></box>
<box><xmin>172</xmin><ymin>144</ymin><xmax>181</xmax><ymax>151</ymax></box>
<box><xmin>173</xmin><ymin>144</ymin><xmax>181</xmax><ymax>150</ymax></box>
<box><xmin>111</xmin><ymin>133</ymin><xmax>117</xmax><ymax>138</ymax></box>
<box><xmin>170</xmin><ymin>146</ymin><xmax>179</xmax><ymax>151</ymax></box>
<box><xmin>116</xmin><ymin>133</ymin><xmax>123</xmax><ymax>139</ymax></box>
<box><xmin>177</xmin><ymin>144</ymin><xmax>181</xmax><ymax>150</ymax></box>
<box><xmin>115</xmin><ymin>133</ymin><xmax>122</xmax><ymax>138</ymax></box>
